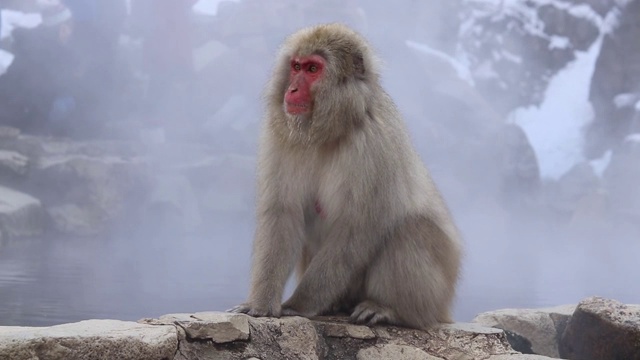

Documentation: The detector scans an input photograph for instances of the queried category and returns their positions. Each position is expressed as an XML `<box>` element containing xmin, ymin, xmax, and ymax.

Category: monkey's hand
<box><xmin>227</xmin><ymin>302</ymin><xmax>281</xmax><ymax>318</ymax></box>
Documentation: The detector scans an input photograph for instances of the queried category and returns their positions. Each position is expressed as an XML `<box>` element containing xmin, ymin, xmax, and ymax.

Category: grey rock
<box><xmin>357</xmin><ymin>344</ymin><xmax>442</xmax><ymax>360</ymax></box>
<box><xmin>474</xmin><ymin>304</ymin><xmax>575</xmax><ymax>358</ymax></box>
<box><xmin>47</xmin><ymin>203</ymin><xmax>104</xmax><ymax>237</ymax></box>
<box><xmin>323</xmin><ymin>323</ymin><xmax>376</xmax><ymax>340</ymax></box>
<box><xmin>0</xmin><ymin>319</ymin><xmax>177</xmax><ymax>360</ymax></box>
<box><xmin>560</xmin><ymin>296</ymin><xmax>640</xmax><ymax>360</ymax></box>
<box><xmin>175</xmin><ymin>315</ymin><xmax>320</xmax><ymax>360</ymax></box>
<box><xmin>141</xmin><ymin>312</ymin><xmax>251</xmax><ymax>344</ymax></box>
<box><xmin>489</xmin><ymin>355</ymin><xmax>560</xmax><ymax>360</ymax></box>
<box><xmin>159</xmin><ymin>312</ymin><xmax>250</xmax><ymax>343</ymax></box>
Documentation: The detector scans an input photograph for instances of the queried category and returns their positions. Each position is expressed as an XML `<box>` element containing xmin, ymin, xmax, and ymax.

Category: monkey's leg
<box><xmin>359</xmin><ymin>214</ymin><xmax>458</xmax><ymax>329</ymax></box>
<box><xmin>281</xmin><ymin>223</ymin><xmax>384</xmax><ymax>317</ymax></box>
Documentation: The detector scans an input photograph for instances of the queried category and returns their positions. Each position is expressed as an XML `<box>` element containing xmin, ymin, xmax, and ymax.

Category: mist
<box><xmin>0</xmin><ymin>0</ymin><xmax>638</xmax><ymax>327</ymax></box>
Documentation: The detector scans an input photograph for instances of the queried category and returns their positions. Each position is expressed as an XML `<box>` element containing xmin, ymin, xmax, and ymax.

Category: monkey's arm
<box><xmin>230</xmin><ymin>142</ymin><xmax>306</xmax><ymax>317</ymax></box>
<box><xmin>233</xmin><ymin>203</ymin><xmax>304</xmax><ymax>317</ymax></box>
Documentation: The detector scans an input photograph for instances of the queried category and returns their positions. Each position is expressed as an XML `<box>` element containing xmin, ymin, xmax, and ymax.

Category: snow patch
<box><xmin>472</xmin><ymin>60</ymin><xmax>499</xmax><ymax>80</ymax></box>
<box><xmin>510</xmin><ymin>36</ymin><xmax>603</xmax><ymax>180</ymax></box>
<box><xmin>613</xmin><ymin>93</ymin><xmax>640</xmax><ymax>109</ymax></box>
<box><xmin>1</xmin><ymin>10</ymin><xmax>41</xmax><ymax>40</ymax></box>
<box><xmin>501</xmin><ymin>50</ymin><xmax>522</xmax><ymax>64</ymax></box>
<box><xmin>625</xmin><ymin>133</ymin><xmax>640</xmax><ymax>143</ymax></box>
<box><xmin>192</xmin><ymin>0</ymin><xmax>241</xmax><ymax>16</ymax></box>
<box><xmin>0</xmin><ymin>49</ymin><xmax>14</xmax><ymax>76</ymax></box>
<box><xmin>589</xmin><ymin>150</ymin><xmax>612</xmax><ymax>177</ymax></box>
<box><xmin>0</xmin><ymin>185</ymin><xmax>41</xmax><ymax>213</ymax></box>
<box><xmin>549</xmin><ymin>36</ymin><xmax>570</xmax><ymax>50</ymax></box>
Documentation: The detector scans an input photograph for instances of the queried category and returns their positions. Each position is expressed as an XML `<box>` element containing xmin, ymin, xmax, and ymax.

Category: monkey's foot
<box><xmin>281</xmin><ymin>307</ymin><xmax>304</xmax><ymax>317</ymax></box>
<box><xmin>227</xmin><ymin>303</ymin><xmax>280</xmax><ymax>317</ymax></box>
<box><xmin>350</xmin><ymin>300</ymin><xmax>397</xmax><ymax>326</ymax></box>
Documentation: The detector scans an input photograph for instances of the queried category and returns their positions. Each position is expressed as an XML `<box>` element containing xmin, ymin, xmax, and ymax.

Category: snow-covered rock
<box><xmin>459</xmin><ymin>0</ymin><xmax>607</xmax><ymax>114</ymax></box>
<box><xmin>0</xmin><ymin>49</ymin><xmax>14</xmax><ymax>76</ymax></box>
<box><xmin>0</xmin><ymin>9</ymin><xmax>41</xmax><ymax>40</ymax></box>
<box><xmin>0</xmin><ymin>149</ymin><xmax>28</xmax><ymax>177</ymax></box>
<box><xmin>0</xmin><ymin>185</ymin><xmax>43</xmax><ymax>238</ymax></box>
<box><xmin>586</xmin><ymin>0</ymin><xmax>640</xmax><ymax>158</ymax></box>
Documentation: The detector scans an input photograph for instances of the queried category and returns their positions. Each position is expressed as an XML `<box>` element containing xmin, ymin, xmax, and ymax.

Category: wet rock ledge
<box><xmin>0</xmin><ymin>296</ymin><xmax>637</xmax><ymax>360</ymax></box>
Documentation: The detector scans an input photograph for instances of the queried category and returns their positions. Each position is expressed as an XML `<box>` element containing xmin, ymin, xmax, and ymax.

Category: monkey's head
<box><xmin>267</xmin><ymin>23</ymin><xmax>382</xmax><ymax>146</ymax></box>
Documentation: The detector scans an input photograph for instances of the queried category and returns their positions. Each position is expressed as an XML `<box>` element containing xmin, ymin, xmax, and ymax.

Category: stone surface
<box><xmin>174</xmin><ymin>315</ymin><xmax>320</xmax><ymax>360</ymax></box>
<box><xmin>488</xmin><ymin>355</ymin><xmax>560</xmax><ymax>359</ymax></box>
<box><xmin>0</xmin><ymin>319</ymin><xmax>178</xmax><ymax>360</ymax></box>
<box><xmin>560</xmin><ymin>296</ymin><xmax>640</xmax><ymax>360</ymax></box>
<box><xmin>0</xmin><ymin>308</ymin><xmax>589</xmax><ymax>360</ymax></box>
<box><xmin>474</xmin><ymin>304</ymin><xmax>575</xmax><ymax>358</ymax></box>
<box><xmin>0</xmin><ymin>185</ymin><xmax>44</xmax><ymax>238</ymax></box>
<box><xmin>142</xmin><ymin>312</ymin><xmax>250</xmax><ymax>343</ymax></box>
<box><xmin>357</xmin><ymin>344</ymin><xmax>442</xmax><ymax>360</ymax></box>
<box><xmin>323</xmin><ymin>323</ymin><xmax>376</xmax><ymax>340</ymax></box>
<box><xmin>145</xmin><ymin>312</ymin><xmax>524</xmax><ymax>360</ymax></box>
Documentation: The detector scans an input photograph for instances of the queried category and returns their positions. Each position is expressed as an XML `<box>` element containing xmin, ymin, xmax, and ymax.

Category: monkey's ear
<box><xmin>352</xmin><ymin>52</ymin><xmax>366</xmax><ymax>79</ymax></box>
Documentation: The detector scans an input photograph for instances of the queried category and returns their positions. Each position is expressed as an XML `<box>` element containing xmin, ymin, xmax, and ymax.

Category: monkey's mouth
<box><xmin>285</xmin><ymin>102</ymin><xmax>311</xmax><ymax>115</ymax></box>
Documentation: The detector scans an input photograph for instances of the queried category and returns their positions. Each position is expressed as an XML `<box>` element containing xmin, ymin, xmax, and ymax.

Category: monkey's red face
<box><xmin>285</xmin><ymin>55</ymin><xmax>325</xmax><ymax>115</ymax></box>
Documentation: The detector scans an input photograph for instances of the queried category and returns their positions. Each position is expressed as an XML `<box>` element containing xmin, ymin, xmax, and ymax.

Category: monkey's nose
<box><xmin>289</xmin><ymin>87</ymin><xmax>298</xmax><ymax>93</ymax></box>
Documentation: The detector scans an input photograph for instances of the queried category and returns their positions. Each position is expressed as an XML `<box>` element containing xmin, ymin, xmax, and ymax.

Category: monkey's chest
<box><xmin>314</xmin><ymin>199</ymin><xmax>327</xmax><ymax>219</ymax></box>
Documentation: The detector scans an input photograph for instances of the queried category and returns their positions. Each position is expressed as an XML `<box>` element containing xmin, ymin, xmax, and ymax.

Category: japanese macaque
<box><xmin>230</xmin><ymin>23</ymin><xmax>462</xmax><ymax>330</ymax></box>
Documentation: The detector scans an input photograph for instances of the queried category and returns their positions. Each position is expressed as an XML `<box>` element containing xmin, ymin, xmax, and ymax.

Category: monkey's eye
<box><xmin>308</xmin><ymin>64</ymin><xmax>318</xmax><ymax>73</ymax></box>
<box><xmin>293</xmin><ymin>63</ymin><xmax>301</xmax><ymax>71</ymax></box>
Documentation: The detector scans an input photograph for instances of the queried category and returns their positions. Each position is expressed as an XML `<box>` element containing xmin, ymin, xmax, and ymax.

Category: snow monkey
<box><xmin>230</xmin><ymin>23</ymin><xmax>462</xmax><ymax>330</ymax></box>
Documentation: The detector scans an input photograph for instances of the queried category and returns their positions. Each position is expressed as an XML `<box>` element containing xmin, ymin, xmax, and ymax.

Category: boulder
<box><xmin>560</xmin><ymin>296</ymin><xmax>640</xmax><ymax>360</ymax></box>
<box><xmin>0</xmin><ymin>136</ymin><xmax>152</xmax><ymax>237</ymax></box>
<box><xmin>0</xmin><ymin>319</ymin><xmax>178</xmax><ymax>360</ymax></box>
<box><xmin>31</xmin><ymin>154</ymin><xmax>149</xmax><ymax>236</ymax></box>
<box><xmin>140</xmin><ymin>312</ymin><xmax>250</xmax><ymax>344</ymax></box>
<box><xmin>474</xmin><ymin>304</ymin><xmax>576</xmax><ymax>358</ymax></box>
<box><xmin>0</xmin><ymin>185</ymin><xmax>44</xmax><ymax>238</ymax></box>
<box><xmin>46</xmin><ymin>203</ymin><xmax>105</xmax><ymax>237</ymax></box>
